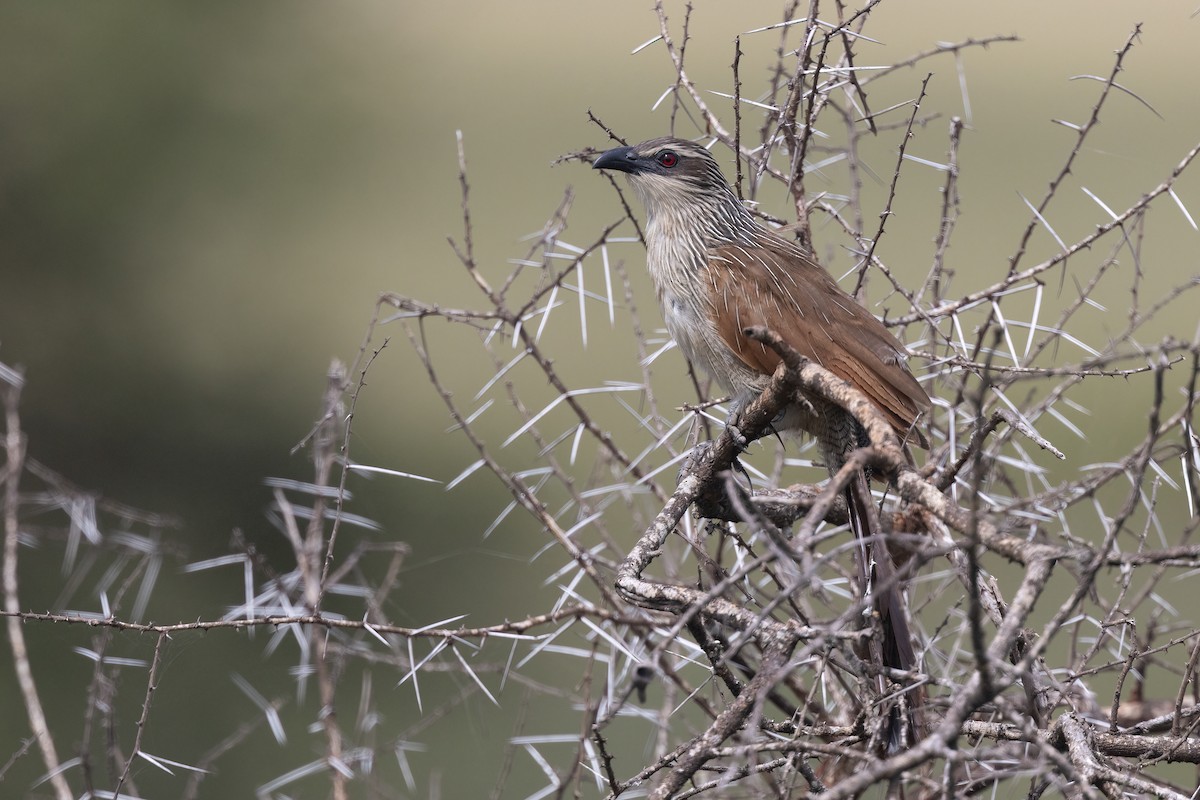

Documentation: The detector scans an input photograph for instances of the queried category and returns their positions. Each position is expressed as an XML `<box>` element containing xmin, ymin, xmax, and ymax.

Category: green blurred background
<box><xmin>2</xmin><ymin>1</ymin><xmax>1199</xmax><ymax>797</ymax></box>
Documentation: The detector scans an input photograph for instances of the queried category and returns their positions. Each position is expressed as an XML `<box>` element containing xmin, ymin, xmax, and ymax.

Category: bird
<box><xmin>593</xmin><ymin>135</ymin><xmax>929</xmax><ymax>743</ymax></box>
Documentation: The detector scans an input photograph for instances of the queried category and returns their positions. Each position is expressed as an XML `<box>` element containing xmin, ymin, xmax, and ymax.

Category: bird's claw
<box><xmin>678</xmin><ymin>440</ymin><xmax>714</xmax><ymax>484</ymax></box>
<box><xmin>725</xmin><ymin>409</ymin><xmax>750</xmax><ymax>451</ymax></box>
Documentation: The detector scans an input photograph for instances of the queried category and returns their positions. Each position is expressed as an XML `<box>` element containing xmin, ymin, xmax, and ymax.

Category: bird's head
<box><xmin>592</xmin><ymin>137</ymin><xmax>739</xmax><ymax>220</ymax></box>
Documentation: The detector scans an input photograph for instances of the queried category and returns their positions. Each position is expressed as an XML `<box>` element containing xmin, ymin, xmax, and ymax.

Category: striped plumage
<box><xmin>595</xmin><ymin>136</ymin><xmax>928</xmax><ymax>452</ymax></box>
<box><xmin>594</xmin><ymin>135</ymin><xmax>927</xmax><ymax>743</ymax></box>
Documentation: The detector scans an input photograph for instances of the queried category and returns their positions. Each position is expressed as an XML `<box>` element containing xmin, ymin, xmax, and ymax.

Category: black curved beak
<box><xmin>592</xmin><ymin>145</ymin><xmax>642</xmax><ymax>174</ymax></box>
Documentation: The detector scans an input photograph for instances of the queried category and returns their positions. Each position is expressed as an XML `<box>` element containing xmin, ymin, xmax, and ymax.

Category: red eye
<box><xmin>657</xmin><ymin>151</ymin><xmax>678</xmax><ymax>168</ymax></box>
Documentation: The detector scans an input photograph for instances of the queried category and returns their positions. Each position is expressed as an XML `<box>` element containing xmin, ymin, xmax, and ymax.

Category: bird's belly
<box><xmin>660</xmin><ymin>291</ymin><xmax>756</xmax><ymax>400</ymax></box>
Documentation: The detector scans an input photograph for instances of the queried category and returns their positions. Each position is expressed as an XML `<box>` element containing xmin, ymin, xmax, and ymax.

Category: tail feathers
<box><xmin>845</xmin><ymin>473</ymin><xmax>923</xmax><ymax>748</ymax></box>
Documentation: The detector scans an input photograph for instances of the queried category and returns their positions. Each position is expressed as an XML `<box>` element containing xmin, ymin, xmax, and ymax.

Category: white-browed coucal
<box><xmin>594</xmin><ymin>136</ymin><xmax>929</xmax><ymax>741</ymax></box>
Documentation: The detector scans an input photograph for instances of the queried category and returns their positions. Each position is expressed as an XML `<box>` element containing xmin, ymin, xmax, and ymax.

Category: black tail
<box><xmin>845</xmin><ymin>470</ymin><xmax>922</xmax><ymax>749</ymax></box>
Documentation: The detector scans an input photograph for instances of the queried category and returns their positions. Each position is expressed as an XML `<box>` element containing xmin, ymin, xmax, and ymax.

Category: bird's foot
<box><xmin>678</xmin><ymin>440</ymin><xmax>714</xmax><ymax>484</ymax></box>
<box><xmin>724</xmin><ymin>408</ymin><xmax>751</xmax><ymax>452</ymax></box>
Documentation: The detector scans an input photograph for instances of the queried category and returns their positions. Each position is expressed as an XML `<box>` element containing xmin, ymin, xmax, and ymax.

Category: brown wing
<box><xmin>706</xmin><ymin>239</ymin><xmax>930</xmax><ymax>444</ymax></box>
